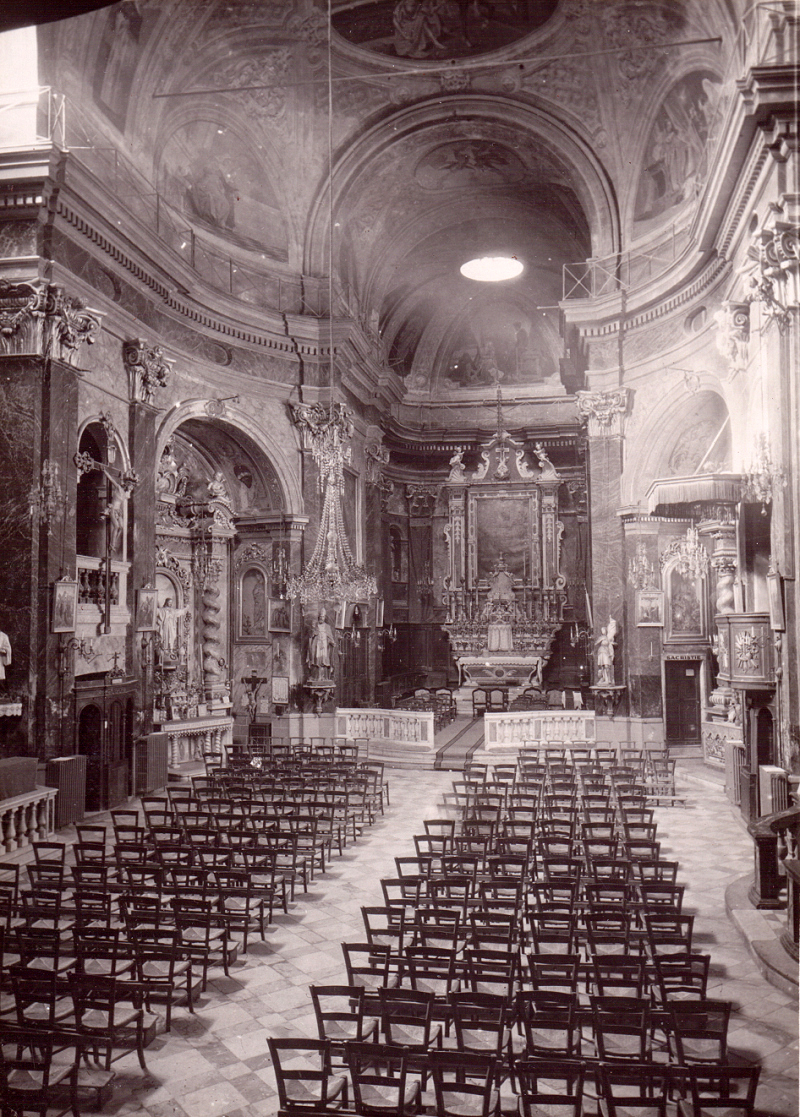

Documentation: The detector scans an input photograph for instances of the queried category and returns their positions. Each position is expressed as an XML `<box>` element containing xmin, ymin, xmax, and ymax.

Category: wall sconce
<box><xmin>28</xmin><ymin>460</ymin><xmax>63</xmax><ymax>534</ymax></box>
<box><xmin>56</xmin><ymin>635</ymin><xmax>97</xmax><ymax>677</ymax></box>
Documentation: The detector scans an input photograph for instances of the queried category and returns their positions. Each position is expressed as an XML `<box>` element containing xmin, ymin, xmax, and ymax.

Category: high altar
<box><xmin>443</xmin><ymin>419</ymin><xmax>566</xmax><ymax>688</ymax></box>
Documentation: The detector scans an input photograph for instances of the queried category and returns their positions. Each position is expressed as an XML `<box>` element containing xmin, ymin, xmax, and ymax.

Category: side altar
<box><xmin>442</xmin><ymin>416</ymin><xmax>566</xmax><ymax>688</ymax></box>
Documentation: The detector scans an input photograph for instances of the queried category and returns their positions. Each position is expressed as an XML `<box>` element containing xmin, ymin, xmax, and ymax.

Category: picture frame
<box><xmin>238</xmin><ymin>565</ymin><xmax>269</xmax><ymax>642</ymax></box>
<box><xmin>767</xmin><ymin>570</ymin><xmax>785</xmax><ymax>631</ymax></box>
<box><xmin>52</xmin><ymin>579</ymin><xmax>78</xmax><ymax>633</ymax></box>
<box><xmin>271</xmin><ymin>676</ymin><xmax>289</xmax><ymax>705</ymax></box>
<box><xmin>334</xmin><ymin>601</ymin><xmax>348</xmax><ymax>630</ymax></box>
<box><xmin>268</xmin><ymin>598</ymin><xmax>291</xmax><ymax>633</ymax></box>
<box><xmin>135</xmin><ymin>587</ymin><xmax>158</xmax><ymax>630</ymax></box>
<box><xmin>636</xmin><ymin>589</ymin><xmax>664</xmax><ymax>627</ymax></box>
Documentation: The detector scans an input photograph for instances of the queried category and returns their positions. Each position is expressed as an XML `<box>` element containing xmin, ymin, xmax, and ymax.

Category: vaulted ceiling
<box><xmin>38</xmin><ymin>0</ymin><xmax>736</xmax><ymax>415</ymax></box>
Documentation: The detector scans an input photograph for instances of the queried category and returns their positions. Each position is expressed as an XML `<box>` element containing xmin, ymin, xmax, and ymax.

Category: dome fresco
<box><xmin>331</xmin><ymin>0</ymin><xmax>559</xmax><ymax>60</ymax></box>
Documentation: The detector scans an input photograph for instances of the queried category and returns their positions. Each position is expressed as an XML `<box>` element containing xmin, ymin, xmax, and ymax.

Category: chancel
<box><xmin>0</xmin><ymin>1</ymin><xmax>796</xmax><ymax>1113</ymax></box>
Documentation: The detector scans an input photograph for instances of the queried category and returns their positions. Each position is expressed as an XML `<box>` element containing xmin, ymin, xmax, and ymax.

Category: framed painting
<box><xmin>767</xmin><ymin>570</ymin><xmax>785</xmax><ymax>631</ymax></box>
<box><xmin>271</xmin><ymin>676</ymin><xmax>289</xmax><ymax>706</ymax></box>
<box><xmin>239</xmin><ymin>566</ymin><xmax>268</xmax><ymax>641</ymax></box>
<box><xmin>52</xmin><ymin>580</ymin><xmax>78</xmax><ymax>633</ymax></box>
<box><xmin>636</xmin><ymin>589</ymin><xmax>664</xmax><ymax>627</ymax></box>
<box><xmin>136</xmin><ymin>587</ymin><xmax>158</xmax><ymax>631</ymax></box>
<box><xmin>334</xmin><ymin>601</ymin><xmax>348</xmax><ymax>629</ymax></box>
<box><xmin>268</xmin><ymin>598</ymin><xmax>291</xmax><ymax>633</ymax></box>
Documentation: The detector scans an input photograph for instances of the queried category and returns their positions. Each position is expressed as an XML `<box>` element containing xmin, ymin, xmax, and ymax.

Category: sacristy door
<box><xmin>664</xmin><ymin>660</ymin><xmax>701</xmax><ymax>743</ymax></box>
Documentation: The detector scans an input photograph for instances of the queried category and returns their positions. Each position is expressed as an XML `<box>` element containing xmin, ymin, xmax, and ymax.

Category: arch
<box><xmin>622</xmin><ymin>378</ymin><xmax>732</xmax><ymax>507</ymax></box>
<box><xmin>303</xmin><ymin>95</ymin><xmax>621</xmax><ymax>277</ymax></box>
<box><xmin>155</xmin><ymin>399</ymin><xmax>303</xmax><ymax>515</ymax></box>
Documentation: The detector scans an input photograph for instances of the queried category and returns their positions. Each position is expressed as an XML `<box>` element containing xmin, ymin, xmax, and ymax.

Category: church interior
<box><xmin>0</xmin><ymin>0</ymin><xmax>797</xmax><ymax>1113</ymax></box>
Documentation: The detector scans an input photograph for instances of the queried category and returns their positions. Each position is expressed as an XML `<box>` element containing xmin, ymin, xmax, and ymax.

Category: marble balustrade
<box><xmin>155</xmin><ymin>715</ymin><xmax>234</xmax><ymax>766</ymax></box>
<box><xmin>0</xmin><ymin>786</ymin><xmax>58</xmax><ymax>854</ymax></box>
<box><xmin>484</xmin><ymin>709</ymin><xmax>596</xmax><ymax>748</ymax></box>
<box><xmin>336</xmin><ymin>708</ymin><xmax>436</xmax><ymax>768</ymax></box>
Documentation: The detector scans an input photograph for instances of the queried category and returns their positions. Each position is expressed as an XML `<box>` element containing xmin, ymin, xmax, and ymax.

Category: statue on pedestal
<box><xmin>307</xmin><ymin>609</ymin><xmax>335</xmax><ymax>681</ymax></box>
<box><xmin>595</xmin><ymin>617</ymin><xmax>617</xmax><ymax>686</ymax></box>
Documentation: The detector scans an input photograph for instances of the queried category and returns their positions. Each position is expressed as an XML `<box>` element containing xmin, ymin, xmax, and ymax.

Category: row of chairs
<box><xmin>266</xmin><ymin>751</ymin><xmax>761</xmax><ymax>1115</ymax></box>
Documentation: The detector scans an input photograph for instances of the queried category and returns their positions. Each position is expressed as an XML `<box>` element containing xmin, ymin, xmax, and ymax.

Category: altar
<box><xmin>442</xmin><ymin>417</ymin><xmax>567</xmax><ymax>686</ymax></box>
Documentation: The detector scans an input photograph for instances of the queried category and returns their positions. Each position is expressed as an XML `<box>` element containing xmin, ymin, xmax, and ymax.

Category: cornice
<box><xmin>49</xmin><ymin>156</ymin><xmax>342</xmax><ymax>362</ymax></box>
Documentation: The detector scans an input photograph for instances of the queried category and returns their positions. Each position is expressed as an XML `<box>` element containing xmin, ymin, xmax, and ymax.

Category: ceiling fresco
<box><xmin>159</xmin><ymin>121</ymin><xmax>288</xmax><ymax>259</ymax></box>
<box><xmin>634</xmin><ymin>69</ymin><xmax>723</xmax><ymax>229</ymax></box>
<box><xmin>332</xmin><ymin>0</ymin><xmax>559</xmax><ymax>60</ymax></box>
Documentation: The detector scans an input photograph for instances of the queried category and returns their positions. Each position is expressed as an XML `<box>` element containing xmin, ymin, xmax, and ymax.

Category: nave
<box><xmin>4</xmin><ymin>759</ymin><xmax>794</xmax><ymax>1117</ymax></box>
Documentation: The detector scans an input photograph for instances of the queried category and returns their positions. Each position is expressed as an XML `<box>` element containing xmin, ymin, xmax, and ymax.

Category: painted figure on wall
<box><xmin>635</xmin><ymin>72</ymin><xmax>722</xmax><ymax>224</ymax></box>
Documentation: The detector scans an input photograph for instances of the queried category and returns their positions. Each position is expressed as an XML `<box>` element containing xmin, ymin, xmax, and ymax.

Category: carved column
<box><xmin>444</xmin><ymin>486</ymin><xmax>467</xmax><ymax>621</ymax></box>
<box><xmin>124</xmin><ymin>339</ymin><xmax>173</xmax><ymax>735</ymax></box>
<box><xmin>576</xmin><ymin>388</ymin><xmax>632</xmax><ymax>695</ymax></box>
<box><xmin>192</xmin><ymin>507</ymin><xmax>235</xmax><ymax>710</ymax></box>
<box><xmin>0</xmin><ymin>281</ymin><xmax>101</xmax><ymax>757</ymax></box>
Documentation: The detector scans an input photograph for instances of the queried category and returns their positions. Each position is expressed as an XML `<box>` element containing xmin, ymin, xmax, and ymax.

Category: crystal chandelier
<box><xmin>743</xmin><ymin>431</ymin><xmax>785</xmax><ymax>513</ymax></box>
<box><xmin>628</xmin><ymin>539</ymin><xmax>655</xmax><ymax>590</ymax></box>
<box><xmin>660</xmin><ymin>525</ymin><xmax>710</xmax><ymax>580</ymax></box>
<box><xmin>286</xmin><ymin>402</ymin><xmax>377</xmax><ymax>608</ymax></box>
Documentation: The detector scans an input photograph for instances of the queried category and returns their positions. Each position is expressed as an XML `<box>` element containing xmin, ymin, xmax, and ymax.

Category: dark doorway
<box><xmin>77</xmin><ymin>704</ymin><xmax>103</xmax><ymax>813</ymax></box>
<box><xmin>664</xmin><ymin>660</ymin><xmax>701</xmax><ymax>743</ymax></box>
<box><xmin>755</xmin><ymin>706</ymin><xmax>774</xmax><ymax>768</ymax></box>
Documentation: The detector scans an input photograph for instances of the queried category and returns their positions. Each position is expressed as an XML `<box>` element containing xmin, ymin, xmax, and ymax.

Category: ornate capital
<box><xmin>406</xmin><ymin>484</ymin><xmax>439</xmax><ymax>518</ymax></box>
<box><xmin>575</xmin><ymin>387</ymin><xmax>632</xmax><ymax>437</ymax></box>
<box><xmin>290</xmin><ymin>402</ymin><xmax>354</xmax><ymax>486</ymax></box>
<box><xmin>0</xmin><ymin>281</ymin><xmax>103</xmax><ymax>363</ymax></box>
<box><xmin>123</xmin><ymin>338</ymin><xmax>174</xmax><ymax>404</ymax></box>
<box><xmin>743</xmin><ymin>206</ymin><xmax>800</xmax><ymax>326</ymax></box>
<box><xmin>713</xmin><ymin>300</ymin><xmax>750</xmax><ymax>373</ymax></box>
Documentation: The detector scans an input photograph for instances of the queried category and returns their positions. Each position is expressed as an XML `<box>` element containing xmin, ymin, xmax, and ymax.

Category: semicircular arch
<box><xmin>623</xmin><ymin>379</ymin><xmax>732</xmax><ymax>507</ymax></box>
<box><xmin>155</xmin><ymin>399</ymin><xmax>302</xmax><ymax>516</ymax></box>
<box><xmin>303</xmin><ymin>95</ymin><xmax>621</xmax><ymax>278</ymax></box>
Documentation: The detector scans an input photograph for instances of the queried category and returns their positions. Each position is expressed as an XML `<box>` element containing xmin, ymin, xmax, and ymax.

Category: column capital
<box><xmin>575</xmin><ymin>387</ymin><xmax>632</xmax><ymax>438</ymax></box>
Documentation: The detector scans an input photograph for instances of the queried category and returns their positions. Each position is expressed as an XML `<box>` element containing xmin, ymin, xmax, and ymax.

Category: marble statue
<box><xmin>307</xmin><ymin>609</ymin><xmax>335</xmax><ymax>680</ymax></box>
<box><xmin>595</xmin><ymin>617</ymin><xmax>617</xmax><ymax>686</ymax></box>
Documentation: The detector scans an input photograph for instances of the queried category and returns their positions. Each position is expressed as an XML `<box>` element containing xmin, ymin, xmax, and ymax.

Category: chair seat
<box><xmin>445</xmin><ymin>1088</ymin><xmax>499</xmax><ymax>1117</ymax></box>
<box><xmin>81</xmin><ymin>1006</ymin><xmax>141</xmax><ymax>1030</ymax></box>
<box><xmin>21</xmin><ymin>1000</ymin><xmax>74</xmax><ymax>1025</ymax></box>
<box><xmin>141</xmin><ymin>958</ymin><xmax>191</xmax><ymax>979</ymax></box>
<box><xmin>7</xmin><ymin>1063</ymin><xmax>74</xmax><ymax>1090</ymax></box>
<box><xmin>182</xmin><ymin>926</ymin><xmax>225</xmax><ymax>943</ymax></box>
<box><xmin>284</xmin><ymin>1073</ymin><xmax>348</xmax><ymax>1103</ymax></box>
<box><xmin>26</xmin><ymin>954</ymin><xmax>77</xmax><ymax>973</ymax></box>
<box><xmin>357</xmin><ymin>1079</ymin><xmax>421</xmax><ymax>1110</ymax></box>
<box><xmin>82</xmin><ymin>958</ymin><xmax>135</xmax><ymax>977</ymax></box>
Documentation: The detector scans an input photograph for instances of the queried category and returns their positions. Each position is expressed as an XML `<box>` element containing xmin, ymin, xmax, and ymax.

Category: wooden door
<box><xmin>664</xmin><ymin>660</ymin><xmax>701</xmax><ymax>743</ymax></box>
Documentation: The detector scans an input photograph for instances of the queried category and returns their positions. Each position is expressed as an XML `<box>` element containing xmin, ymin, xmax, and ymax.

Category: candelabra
<box><xmin>56</xmin><ymin>635</ymin><xmax>97</xmax><ymax>677</ymax></box>
<box><xmin>28</xmin><ymin>460</ymin><xmax>63</xmax><ymax>534</ymax></box>
<box><xmin>743</xmin><ymin>432</ymin><xmax>786</xmax><ymax>514</ymax></box>
<box><xmin>628</xmin><ymin>540</ymin><xmax>656</xmax><ymax>590</ymax></box>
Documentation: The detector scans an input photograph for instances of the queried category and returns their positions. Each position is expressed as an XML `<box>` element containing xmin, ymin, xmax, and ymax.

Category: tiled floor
<box><xmin>21</xmin><ymin>762</ymin><xmax>800</xmax><ymax>1117</ymax></box>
